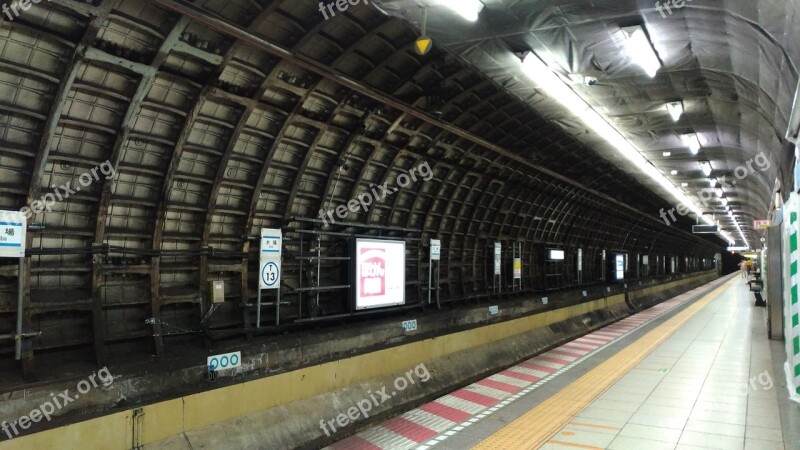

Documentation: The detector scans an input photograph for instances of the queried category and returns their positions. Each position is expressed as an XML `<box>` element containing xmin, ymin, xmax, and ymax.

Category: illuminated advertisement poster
<box><xmin>615</xmin><ymin>254</ymin><xmax>625</xmax><ymax>281</ymax></box>
<box><xmin>355</xmin><ymin>239</ymin><xmax>405</xmax><ymax>310</ymax></box>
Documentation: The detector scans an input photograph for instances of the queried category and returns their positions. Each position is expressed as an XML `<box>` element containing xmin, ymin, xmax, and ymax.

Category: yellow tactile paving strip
<box><xmin>474</xmin><ymin>277</ymin><xmax>736</xmax><ymax>450</ymax></box>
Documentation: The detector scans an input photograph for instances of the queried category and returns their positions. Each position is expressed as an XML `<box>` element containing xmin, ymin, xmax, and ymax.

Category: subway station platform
<box><xmin>328</xmin><ymin>276</ymin><xmax>800</xmax><ymax>450</ymax></box>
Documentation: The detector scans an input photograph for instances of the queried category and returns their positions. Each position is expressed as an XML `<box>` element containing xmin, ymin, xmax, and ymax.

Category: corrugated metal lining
<box><xmin>0</xmin><ymin>0</ymin><xmax>723</xmax><ymax>376</ymax></box>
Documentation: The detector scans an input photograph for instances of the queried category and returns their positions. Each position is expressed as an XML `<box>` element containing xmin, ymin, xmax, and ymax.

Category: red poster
<box><xmin>360</xmin><ymin>248</ymin><xmax>386</xmax><ymax>297</ymax></box>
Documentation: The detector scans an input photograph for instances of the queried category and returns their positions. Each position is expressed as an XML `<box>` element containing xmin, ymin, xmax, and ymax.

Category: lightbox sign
<box><xmin>548</xmin><ymin>249</ymin><xmax>565</xmax><ymax>260</ymax></box>
<box><xmin>355</xmin><ymin>239</ymin><xmax>405</xmax><ymax>310</ymax></box>
<box><xmin>494</xmin><ymin>242</ymin><xmax>501</xmax><ymax>275</ymax></box>
<box><xmin>615</xmin><ymin>254</ymin><xmax>625</xmax><ymax>281</ymax></box>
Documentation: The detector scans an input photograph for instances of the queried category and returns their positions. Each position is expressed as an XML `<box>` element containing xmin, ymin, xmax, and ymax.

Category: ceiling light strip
<box><xmin>520</xmin><ymin>53</ymin><xmax>736</xmax><ymax>245</ymax></box>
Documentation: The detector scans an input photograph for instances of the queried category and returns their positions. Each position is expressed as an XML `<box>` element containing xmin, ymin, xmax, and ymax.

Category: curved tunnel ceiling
<box><xmin>0</xmin><ymin>0</ymin><xmax>730</xmax><ymax>365</ymax></box>
<box><xmin>375</xmin><ymin>0</ymin><xmax>800</xmax><ymax>247</ymax></box>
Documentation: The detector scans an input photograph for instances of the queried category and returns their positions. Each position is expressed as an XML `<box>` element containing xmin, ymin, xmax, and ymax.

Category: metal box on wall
<box><xmin>209</xmin><ymin>280</ymin><xmax>225</xmax><ymax>304</ymax></box>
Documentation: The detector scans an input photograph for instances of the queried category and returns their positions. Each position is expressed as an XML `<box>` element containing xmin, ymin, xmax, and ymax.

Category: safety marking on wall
<box><xmin>790</xmin><ymin>211</ymin><xmax>800</xmax><ymax>395</ymax></box>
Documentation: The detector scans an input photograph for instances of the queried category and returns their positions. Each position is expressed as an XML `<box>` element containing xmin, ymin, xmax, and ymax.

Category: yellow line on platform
<box><xmin>474</xmin><ymin>277</ymin><xmax>735</xmax><ymax>450</ymax></box>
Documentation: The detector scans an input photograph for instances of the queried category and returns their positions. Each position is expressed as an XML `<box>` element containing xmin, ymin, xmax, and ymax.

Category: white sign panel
<box><xmin>207</xmin><ymin>351</ymin><xmax>241</xmax><ymax>371</ymax></box>
<box><xmin>0</xmin><ymin>211</ymin><xmax>25</xmax><ymax>258</ymax></box>
<box><xmin>402</xmin><ymin>319</ymin><xmax>417</xmax><ymax>332</ymax></box>
<box><xmin>615</xmin><ymin>254</ymin><xmax>625</xmax><ymax>281</ymax></box>
<box><xmin>430</xmin><ymin>239</ymin><xmax>441</xmax><ymax>261</ymax></box>
<box><xmin>549</xmin><ymin>249</ymin><xmax>565</xmax><ymax>260</ymax></box>
<box><xmin>260</xmin><ymin>228</ymin><xmax>282</xmax><ymax>289</ymax></box>
<box><xmin>355</xmin><ymin>239</ymin><xmax>406</xmax><ymax>310</ymax></box>
<box><xmin>513</xmin><ymin>258</ymin><xmax>522</xmax><ymax>279</ymax></box>
<box><xmin>753</xmin><ymin>220</ymin><xmax>770</xmax><ymax>230</ymax></box>
<box><xmin>494</xmin><ymin>242</ymin><xmax>501</xmax><ymax>275</ymax></box>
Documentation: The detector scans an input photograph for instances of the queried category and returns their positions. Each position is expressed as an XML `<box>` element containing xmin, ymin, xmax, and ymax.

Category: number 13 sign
<box><xmin>260</xmin><ymin>228</ymin><xmax>282</xmax><ymax>289</ymax></box>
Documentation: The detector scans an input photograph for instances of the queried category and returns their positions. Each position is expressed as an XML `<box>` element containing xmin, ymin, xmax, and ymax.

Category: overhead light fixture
<box><xmin>709</xmin><ymin>177</ymin><xmax>718</xmax><ymax>187</ymax></box>
<box><xmin>682</xmin><ymin>133</ymin><xmax>701</xmax><ymax>155</ymax></box>
<box><xmin>622</xmin><ymin>26</ymin><xmax>662</xmax><ymax>77</ymax></box>
<box><xmin>715</xmin><ymin>188</ymin><xmax>723</xmax><ymax>198</ymax></box>
<box><xmin>666</xmin><ymin>101</ymin><xmax>684</xmax><ymax>121</ymax></box>
<box><xmin>438</xmin><ymin>0</ymin><xmax>484</xmax><ymax>21</ymax></box>
<box><xmin>671</xmin><ymin>170</ymin><xmax>678</xmax><ymax>175</ymax></box>
<box><xmin>663</xmin><ymin>151</ymin><xmax>671</xmax><ymax>157</ymax></box>
<box><xmin>681</xmin><ymin>182</ymin><xmax>689</xmax><ymax>187</ymax></box>
<box><xmin>518</xmin><ymin>53</ymin><xmax>730</xmax><ymax>242</ymax></box>
<box><xmin>721</xmin><ymin>197</ymin><xmax>729</xmax><ymax>206</ymax></box>
<box><xmin>700</xmin><ymin>161</ymin><xmax>712</xmax><ymax>176</ymax></box>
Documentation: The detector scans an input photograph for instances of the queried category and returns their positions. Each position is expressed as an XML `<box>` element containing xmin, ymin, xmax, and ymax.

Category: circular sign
<box><xmin>261</xmin><ymin>261</ymin><xmax>280</xmax><ymax>287</ymax></box>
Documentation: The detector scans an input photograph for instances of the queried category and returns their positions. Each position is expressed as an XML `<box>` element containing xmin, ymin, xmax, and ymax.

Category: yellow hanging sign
<box><xmin>415</xmin><ymin>36</ymin><xmax>433</xmax><ymax>55</ymax></box>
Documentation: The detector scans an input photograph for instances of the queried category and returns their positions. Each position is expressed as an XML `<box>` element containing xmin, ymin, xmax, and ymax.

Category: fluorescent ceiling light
<box><xmin>666</xmin><ymin>101</ymin><xmax>684</xmax><ymax>121</ymax></box>
<box><xmin>622</xmin><ymin>26</ymin><xmax>661</xmax><ymax>77</ymax></box>
<box><xmin>438</xmin><ymin>0</ymin><xmax>484</xmax><ymax>21</ymax></box>
<box><xmin>715</xmin><ymin>188</ymin><xmax>723</xmax><ymax>198</ymax></box>
<box><xmin>681</xmin><ymin>182</ymin><xmax>689</xmax><ymax>187</ymax></box>
<box><xmin>518</xmin><ymin>53</ymin><xmax>735</xmax><ymax>242</ymax></box>
<box><xmin>700</xmin><ymin>161</ymin><xmax>712</xmax><ymax>176</ymax></box>
<box><xmin>671</xmin><ymin>170</ymin><xmax>678</xmax><ymax>175</ymax></box>
<box><xmin>682</xmin><ymin>133</ymin><xmax>701</xmax><ymax>155</ymax></box>
<box><xmin>663</xmin><ymin>151</ymin><xmax>671</xmax><ymax>157</ymax></box>
<box><xmin>709</xmin><ymin>177</ymin><xmax>717</xmax><ymax>187</ymax></box>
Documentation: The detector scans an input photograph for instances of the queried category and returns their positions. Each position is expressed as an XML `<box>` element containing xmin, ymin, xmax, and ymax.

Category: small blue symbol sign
<box><xmin>261</xmin><ymin>261</ymin><xmax>280</xmax><ymax>287</ymax></box>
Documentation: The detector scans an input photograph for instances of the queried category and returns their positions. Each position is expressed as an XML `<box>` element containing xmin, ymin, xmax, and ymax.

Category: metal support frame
<box><xmin>255</xmin><ymin>286</ymin><xmax>282</xmax><ymax>328</ymax></box>
<box><xmin>15</xmin><ymin>256</ymin><xmax>23</xmax><ymax>360</ymax></box>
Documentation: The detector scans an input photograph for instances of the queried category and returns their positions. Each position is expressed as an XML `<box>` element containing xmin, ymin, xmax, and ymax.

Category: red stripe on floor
<box><xmin>548</xmin><ymin>349</ymin><xmax>580</xmax><ymax>359</ymax></box>
<box><xmin>578</xmin><ymin>337</ymin><xmax>610</xmax><ymax>344</ymax></box>
<box><xmin>420</xmin><ymin>401</ymin><xmax>472</xmax><ymax>423</ymax></box>
<box><xmin>382</xmin><ymin>417</ymin><xmax>438</xmax><ymax>443</ymax></box>
<box><xmin>562</xmin><ymin>343</ymin><xmax>596</xmax><ymax>351</ymax></box>
<box><xmin>537</xmin><ymin>355</ymin><xmax>572</xmax><ymax>365</ymax></box>
<box><xmin>329</xmin><ymin>436</ymin><xmax>382</xmax><ymax>450</ymax></box>
<box><xmin>477</xmin><ymin>378</ymin><xmax>521</xmax><ymax>393</ymax></box>
<box><xmin>451</xmin><ymin>388</ymin><xmax>500</xmax><ymax>407</ymax></box>
<box><xmin>519</xmin><ymin>362</ymin><xmax>557</xmax><ymax>373</ymax></box>
<box><xmin>501</xmin><ymin>369</ymin><xmax>542</xmax><ymax>382</ymax></box>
